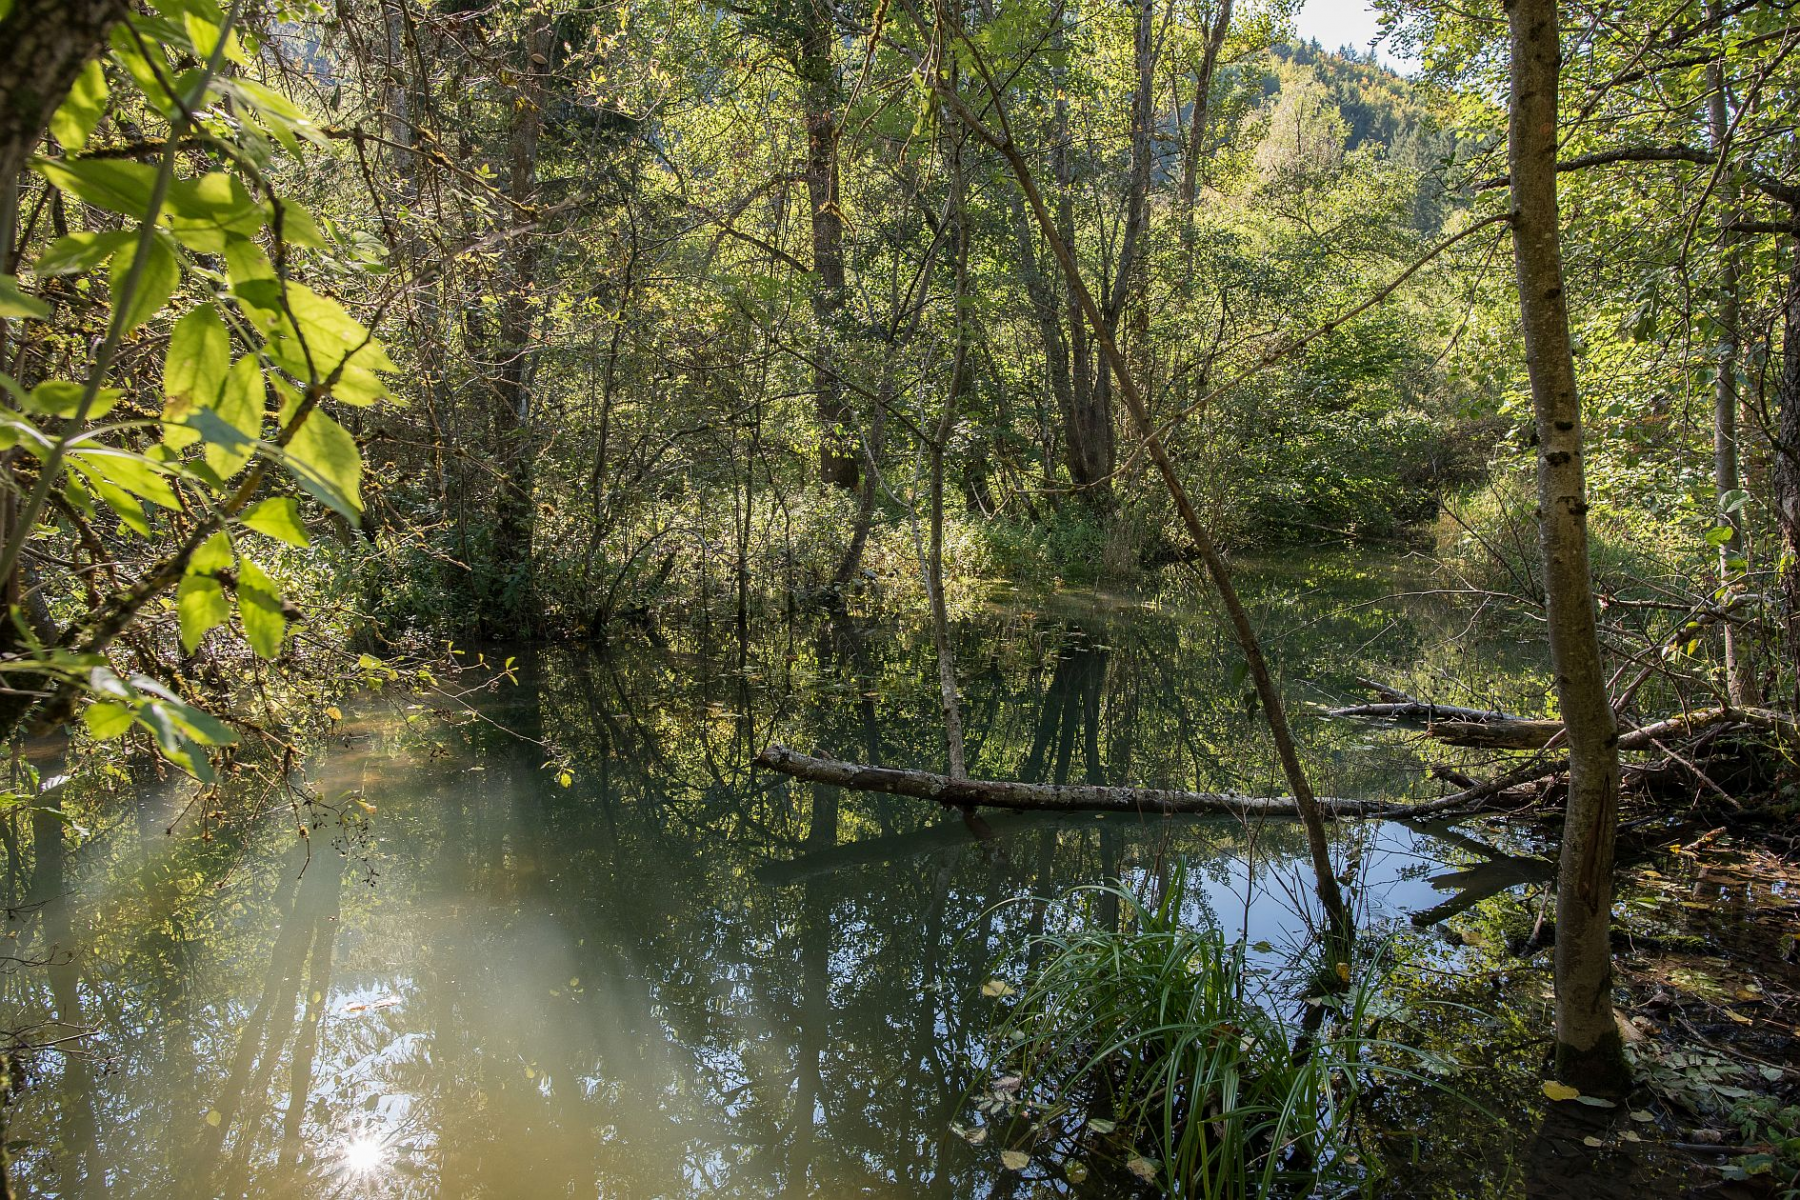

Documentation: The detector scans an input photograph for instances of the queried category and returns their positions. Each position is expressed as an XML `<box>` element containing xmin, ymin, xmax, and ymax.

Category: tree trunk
<box><xmin>1049</xmin><ymin>12</ymin><xmax>1112</xmax><ymax>504</ymax></box>
<box><xmin>801</xmin><ymin>9</ymin><xmax>858</xmax><ymax>491</ymax></box>
<box><xmin>930</xmin><ymin>124</ymin><xmax>970</xmax><ymax>780</ymax></box>
<box><xmin>1506</xmin><ymin>0</ymin><xmax>1630</xmax><ymax>1095</ymax></box>
<box><xmin>0</xmin><ymin>0</ymin><xmax>122</xmax><ymax>186</ymax></box>
<box><xmin>1707</xmin><ymin>38</ymin><xmax>1757</xmax><ymax>705</ymax></box>
<box><xmin>485</xmin><ymin>12</ymin><xmax>553</xmax><ymax>631</ymax></box>
<box><xmin>1774</xmin><ymin>220</ymin><xmax>1800</xmax><ymax>701</ymax></box>
<box><xmin>1180</xmin><ymin>0</ymin><xmax>1232</xmax><ymax>210</ymax></box>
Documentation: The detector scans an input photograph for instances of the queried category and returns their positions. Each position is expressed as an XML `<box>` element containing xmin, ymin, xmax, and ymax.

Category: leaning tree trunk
<box><xmin>1506</xmin><ymin>0</ymin><xmax>1630</xmax><ymax>1095</ymax></box>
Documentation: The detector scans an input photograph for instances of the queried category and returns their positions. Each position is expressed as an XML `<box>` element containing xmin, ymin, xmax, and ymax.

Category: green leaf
<box><xmin>205</xmin><ymin>355</ymin><xmax>263</xmax><ymax>479</ymax></box>
<box><xmin>166</xmin><ymin>172</ymin><xmax>264</xmax><ymax>253</ymax></box>
<box><xmin>190</xmin><ymin>530</ymin><xmax>233</xmax><ymax>573</ymax></box>
<box><xmin>236</xmin><ymin>558</ymin><xmax>286</xmax><ymax>658</ymax></box>
<box><xmin>83</xmin><ymin>472</ymin><xmax>150</xmax><ymax>534</ymax></box>
<box><xmin>23</xmin><ymin>380</ymin><xmax>120</xmax><ymax>420</ymax></box>
<box><xmin>36</xmin><ymin>230</ymin><xmax>135</xmax><ymax>276</ymax></box>
<box><xmin>0</xmin><ymin>274</ymin><xmax>49</xmax><ymax>320</ymax></box>
<box><xmin>177</xmin><ymin>572</ymin><xmax>229</xmax><ymax>651</ymax></box>
<box><xmin>35</xmin><ymin>157</ymin><xmax>158</xmax><ymax>218</ymax></box>
<box><xmin>239</xmin><ymin>496</ymin><xmax>309</xmax><ymax>546</ymax></box>
<box><xmin>82</xmin><ymin>701</ymin><xmax>135</xmax><ymax>740</ymax></box>
<box><xmin>1704</xmin><ymin>526</ymin><xmax>1735</xmax><ymax>548</ymax></box>
<box><xmin>110</xmin><ymin>235</ymin><xmax>180</xmax><ymax>331</ymax></box>
<box><xmin>68</xmin><ymin>446</ymin><xmax>180</xmax><ymax>508</ymax></box>
<box><xmin>162</xmin><ymin>304</ymin><xmax>230</xmax><ymax>448</ymax></box>
<box><xmin>181</xmin><ymin>11</ymin><xmax>248</xmax><ymax>66</ymax></box>
<box><xmin>281</xmin><ymin>405</ymin><xmax>362</xmax><ymax>520</ymax></box>
<box><xmin>50</xmin><ymin>59</ymin><xmax>109</xmax><ymax>152</ymax></box>
<box><xmin>261</xmin><ymin>283</ymin><xmax>396</xmax><ymax>402</ymax></box>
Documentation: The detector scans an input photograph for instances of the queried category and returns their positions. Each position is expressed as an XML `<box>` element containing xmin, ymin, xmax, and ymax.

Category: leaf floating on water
<box><xmin>1574</xmin><ymin>1095</ymin><xmax>1616</xmax><ymax>1108</ymax></box>
<box><xmin>991</xmin><ymin>1074</ymin><xmax>1022</xmax><ymax>1094</ymax></box>
<box><xmin>1629</xmin><ymin>1110</ymin><xmax>1655</xmax><ymax>1122</ymax></box>
<box><xmin>1064</xmin><ymin>1161</ymin><xmax>1089</xmax><ymax>1183</ymax></box>
<box><xmin>1335</xmin><ymin>961</ymin><xmax>1351</xmax><ymax>983</ymax></box>
<box><xmin>1542</xmin><ymin>1081</ymin><xmax>1581</xmax><ymax>1102</ymax></box>
<box><xmin>952</xmin><ymin>1123</ymin><xmax>987</xmax><ymax>1146</ymax></box>
<box><xmin>999</xmin><ymin>1149</ymin><xmax>1029</xmax><ymax>1171</ymax></box>
<box><xmin>1582</xmin><ymin>1135</ymin><xmax>1604</xmax><ymax>1148</ymax></box>
<box><xmin>981</xmin><ymin>979</ymin><xmax>1014</xmax><ymax>998</ymax></box>
<box><xmin>1621</xmin><ymin>1131</ymin><xmax>1641</xmax><ymax>1143</ymax></box>
<box><xmin>1126</xmin><ymin>1155</ymin><xmax>1158</xmax><ymax>1182</ymax></box>
<box><xmin>205</xmin><ymin>1109</ymin><xmax>222</xmax><ymax>1127</ymax></box>
<box><xmin>1085</xmin><ymin>1117</ymin><xmax>1117</xmax><ymax>1135</ymax></box>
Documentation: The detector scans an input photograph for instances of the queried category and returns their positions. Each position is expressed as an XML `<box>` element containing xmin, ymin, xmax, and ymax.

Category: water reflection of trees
<box><xmin>5</xmin><ymin>581</ymin><xmax>1547</xmax><ymax>1197</ymax></box>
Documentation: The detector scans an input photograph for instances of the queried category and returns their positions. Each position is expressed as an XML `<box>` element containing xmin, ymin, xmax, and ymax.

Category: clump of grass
<box><xmin>967</xmin><ymin>876</ymin><xmax>1425</xmax><ymax>1197</ymax></box>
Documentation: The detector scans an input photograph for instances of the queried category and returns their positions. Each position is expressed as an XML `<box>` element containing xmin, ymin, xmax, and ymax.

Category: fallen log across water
<box><xmin>754</xmin><ymin>744</ymin><xmax>1529</xmax><ymax>819</ymax></box>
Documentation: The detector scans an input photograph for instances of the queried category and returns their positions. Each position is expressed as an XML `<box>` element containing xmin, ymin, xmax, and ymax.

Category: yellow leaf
<box><xmin>205</xmin><ymin>1109</ymin><xmax>222</xmax><ymax>1127</ymax></box>
<box><xmin>999</xmin><ymin>1149</ymin><xmax>1029</xmax><ymax>1171</ymax></box>
<box><xmin>557</xmin><ymin>770</ymin><xmax>573</xmax><ymax>788</ymax></box>
<box><xmin>324</xmin><ymin>705</ymin><xmax>342</xmax><ymax>721</ymax></box>
<box><xmin>1335</xmin><ymin>961</ymin><xmax>1351</xmax><ymax>983</ymax></box>
<box><xmin>981</xmin><ymin>979</ymin><xmax>1015</xmax><ymax>998</ymax></box>
<box><xmin>1542</xmin><ymin>1081</ymin><xmax>1581</xmax><ymax>1102</ymax></box>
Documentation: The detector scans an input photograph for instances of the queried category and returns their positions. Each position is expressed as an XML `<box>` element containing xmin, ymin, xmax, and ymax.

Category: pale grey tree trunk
<box><xmin>1506</xmin><ymin>0</ymin><xmax>1630</xmax><ymax>1094</ymax></box>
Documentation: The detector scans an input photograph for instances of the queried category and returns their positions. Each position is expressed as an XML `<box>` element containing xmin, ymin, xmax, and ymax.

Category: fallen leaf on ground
<box><xmin>1542</xmin><ymin>1081</ymin><xmax>1581</xmax><ymax>1102</ymax></box>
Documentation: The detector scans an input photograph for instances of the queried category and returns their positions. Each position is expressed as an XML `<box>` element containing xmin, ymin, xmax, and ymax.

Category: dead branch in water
<box><xmin>753</xmin><ymin>744</ymin><xmax>1533</xmax><ymax>819</ymax></box>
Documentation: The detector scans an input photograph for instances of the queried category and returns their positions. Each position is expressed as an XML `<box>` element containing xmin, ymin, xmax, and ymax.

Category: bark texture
<box><xmin>1506</xmin><ymin>0</ymin><xmax>1630</xmax><ymax>1095</ymax></box>
<box><xmin>0</xmin><ymin>0</ymin><xmax>123</xmax><ymax>186</ymax></box>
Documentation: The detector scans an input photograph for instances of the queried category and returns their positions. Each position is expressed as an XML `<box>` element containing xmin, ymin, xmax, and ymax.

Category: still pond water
<box><xmin>4</xmin><ymin>554</ymin><xmax>1707</xmax><ymax>1197</ymax></box>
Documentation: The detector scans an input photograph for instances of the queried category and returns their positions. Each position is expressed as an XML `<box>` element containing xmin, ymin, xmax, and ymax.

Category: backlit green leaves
<box><xmin>239</xmin><ymin>497</ymin><xmax>309</xmax><ymax>546</ymax></box>
<box><xmin>177</xmin><ymin>573</ymin><xmax>229</xmax><ymax>650</ymax></box>
<box><xmin>0</xmin><ymin>275</ymin><xmax>50</xmax><ymax>320</ymax></box>
<box><xmin>35</xmin><ymin>158</ymin><xmax>158</xmax><ymax>218</ymax></box>
<box><xmin>236</xmin><ymin>559</ymin><xmax>286</xmax><ymax>658</ymax></box>
<box><xmin>206</xmin><ymin>355</ymin><xmax>264</xmax><ymax>479</ymax></box>
<box><xmin>281</xmin><ymin>403</ymin><xmax>363</xmax><ymax>520</ymax></box>
<box><xmin>111</xmin><ymin>236</ymin><xmax>181</xmax><ymax>330</ymax></box>
<box><xmin>163</xmin><ymin>304</ymin><xmax>231</xmax><ymax>446</ymax></box>
<box><xmin>37</xmin><ymin>231</ymin><xmax>135</xmax><ymax>277</ymax></box>
<box><xmin>50</xmin><ymin>59</ymin><xmax>110</xmax><ymax>152</ymax></box>
<box><xmin>85</xmin><ymin>667</ymin><xmax>236</xmax><ymax>780</ymax></box>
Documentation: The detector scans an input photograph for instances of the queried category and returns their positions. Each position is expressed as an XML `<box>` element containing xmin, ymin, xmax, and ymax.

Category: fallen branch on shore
<box><xmin>753</xmin><ymin>744</ymin><xmax>1536</xmax><ymax>819</ymax></box>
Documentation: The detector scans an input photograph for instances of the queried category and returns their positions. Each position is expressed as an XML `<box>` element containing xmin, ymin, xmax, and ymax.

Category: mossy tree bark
<box><xmin>1506</xmin><ymin>0</ymin><xmax>1630</xmax><ymax>1095</ymax></box>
